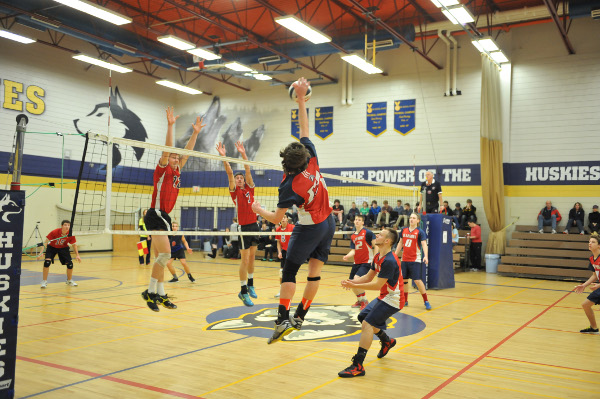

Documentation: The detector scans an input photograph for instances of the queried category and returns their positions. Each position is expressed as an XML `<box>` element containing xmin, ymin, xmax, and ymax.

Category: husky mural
<box><xmin>0</xmin><ymin>194</ymin><xmax>22</xmax><ymax>223</ymax></box>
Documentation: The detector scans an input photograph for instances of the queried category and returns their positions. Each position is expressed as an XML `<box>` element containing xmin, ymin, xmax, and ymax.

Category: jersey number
<box><xmin>404</xmin><ymin>238</ymin><xmax>413</xmax><ymax>247</ymax></box>
<box><xmin>306</xmin><ymin>171</ymin><xmax>321</xmax><ymax>205</ymax></box>
<box><xmin>354</xmin><ymin>240</ymin><xmax>363</xmax><ymax>250</ymax></box>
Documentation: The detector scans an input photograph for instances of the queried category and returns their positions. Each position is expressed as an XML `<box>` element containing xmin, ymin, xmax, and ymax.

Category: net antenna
<box><xmin>11</xmin><ymin>114</ymin><xmax>29</xmax><ymax>191</ymax></box>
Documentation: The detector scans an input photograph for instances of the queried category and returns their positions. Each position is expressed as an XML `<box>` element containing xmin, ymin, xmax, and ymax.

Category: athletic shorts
<box><xmin>588</xmin><ymin>288</ymin><xmax>600</xmax><ymax>305</ymax></box>
<box><xmin>358</xmin><ymin>298</ymin><xmax>399</xmax><ymax>330</ymax></box>
<box><xmin>45</xmin><ymin>245</ymin><xmax>72</xmax><ymax>265</ymax></box>
<box><xmin>286</xmin><ymin>214</ymin><xmax>336</xmax><ymax>264</ymax></box>
<box><xmin>402</xmin><ymin>261</ymin><xmax>425</xmax><ymax>280</ymax></box>
<box><xmin>350</xmin><ymin>263</ymin><xmax>371</xmax><ymax>280</ymax></box>
<box><xmin>239</xmin><ymin>222</ymin><xmax>259</xmax><ymax>249</ymax></box>
<box><xmin>144</xmin><ymin>208</ymin><xmax>172</xmax><ymax>231</ymax></box>
<box><xmin>171</xmin><ymin>248</ymin><xmax>186</xmax><ymax>260</ymax></box>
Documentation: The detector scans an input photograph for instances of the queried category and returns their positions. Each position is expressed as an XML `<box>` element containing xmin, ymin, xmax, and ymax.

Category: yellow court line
<box><xmin>199</xmin><ymin>349</ymin><xmax>328</xmax><ymax>397</ymax></box>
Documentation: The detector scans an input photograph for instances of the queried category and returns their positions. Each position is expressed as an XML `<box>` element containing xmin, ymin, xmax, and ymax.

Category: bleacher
<box><xmin>498</xmin><ymin>225</ymin><xmax>590</xmax><ymax>281</ymax></box>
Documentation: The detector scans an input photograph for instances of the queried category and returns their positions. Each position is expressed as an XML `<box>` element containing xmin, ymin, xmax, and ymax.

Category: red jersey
<box><xmin>151</xmin><ymin>164</ymin><xmax>180</xmax><ymax>214</ymax></box>
<box><xmin>400</xmin><ymin>227</ymin><xmax>427</xmax><ymax>262</ymax></box>
<box><xmin>230</xmin><ymin>183</ymin><xmax>257</xmax><ymax>226</ymax></box>
<box><xmin>47</xmin><ymin>228</ymin><xmax>76</xmax><ymax>249</ymax></box>
<box><xmin>589</xmin><ymin>254</ymin><xmax>600</xmax><ymax>281</ymax></box>
<box><xmin>470</xmin><ymin>224</ymin><xmax>482</xmax><ymax>243</ymax></box>
<box><xmin>276</xmin><ymin>224</ymin><xmax>295</xmax><ymax>251</ymax></box>
<box><xmin>371</xmin><ymin>251</ymin><xmax>404</xmax><ymax>309</ymax></box>
<box><xmin>350</xmin><ymin>228</ymin><xmax>375</xmax><ymax>264</ymax></box>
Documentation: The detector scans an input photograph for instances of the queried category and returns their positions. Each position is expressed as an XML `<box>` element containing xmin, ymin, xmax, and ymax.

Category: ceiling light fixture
<box><xmin>187</xmin><ymin>47</ymin><xmax>221</xmax><ymax>60</ymax></box>
<box><xmin>72</xmin><ymin>54</ymin><xmax>132</xmax><ymax>73</ymax></box>
<box><xmin>430</xmin><ymin>0</ymin><xmax>460</xmax><ymax>7</ymax></box>
<box><xmin>252</xmin><ymin>73</ymin><xmax>273</xmax><ymax>81</ymax></box>
<box><xmin>0</xmin><ymin>29</ymin><xmax>36</xmax><ymax>44</ymax></box>
<box><xmin>225</xmin><ymin>62</ymin><xmax>254</xmax><ymax>72</ymax></box>
<box><xmin>341</xmin><ymin>54</ymin><xmax>382</xmax><ymax>74</ymax></box>
<box><xmin>156</xmin><ymin>80</ymin><xmax>202</xmax><ymax>95</ymax></box>
<box><xmin>489</xmin><ymin>51</ymin><xmax>509</xmax><ymax>64</ymax></box>
<box><xmin>442</xmin><ymin>5</ymin><xmax>475</xmax><ymax>25</ymax></box>
<box><xmin>54</xmin><ymin>0</ymin><xmax>131</xmax><ymax>25</ymax></box>
<box><xmin>157</xmin><ymin>35</ymin><xmax>195</xmax><ymax>50</ymax></box>
<box><xmin>473</xmin><ymin>38</ymin><xmax>499</xmax><ymax>52</ymax></box>
<box><xmin>274</xmin><ymin>15</ymin><xmax>331</xmax><ymax>44</ymax></box>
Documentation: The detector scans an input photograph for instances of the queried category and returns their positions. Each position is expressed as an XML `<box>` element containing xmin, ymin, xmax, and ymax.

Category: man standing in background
<box><xmin>417</xmin><ymin>171</ymin><xmax>442</xmax><ymax>214</ymax></box>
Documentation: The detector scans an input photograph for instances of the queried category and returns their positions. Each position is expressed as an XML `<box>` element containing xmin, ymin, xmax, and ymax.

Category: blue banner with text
<box><xmin>366</xmin><ymin>102</ymin><xmax>387</xmax><ymax>137</ymax></box>
<box><xmin>393</xmin><ymin>99</ymin><xmax>416</xmax><ymax>135</ymax></box>
<box><xmin>314</xmin><ymin>106</ymin><xmax>333</xmax><ymax>140</ymax></box>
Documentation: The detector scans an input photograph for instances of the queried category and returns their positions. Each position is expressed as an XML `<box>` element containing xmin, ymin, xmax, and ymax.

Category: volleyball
<box><xmin>288</xmin><ymin>81</ymin><xmax>312</xmax><ymax>102</ymax></box>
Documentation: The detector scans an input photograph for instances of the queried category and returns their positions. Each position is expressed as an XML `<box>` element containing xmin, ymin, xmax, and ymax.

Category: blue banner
<box><xmin>314</xmin><ymin>106</ymin><xmax>333</xmax><ymax>140</ymax></box>
<box><xmin>326</xmin><ymin>165</ymin><xmax>481</xmax><ymax>186</ymax></box>
<box><xmin>0</xmin><ymin>190</ymin><xmax>24</xmax><ymax>398</ymax></box>
<box><xmin>504</xmin><ymin>161</ymin><xmax>600</xmax><ymax>185</ymax></box>
<box><xmin>394</xmin><ymin>99</ymin><xmax>416</xmax><ymax>135</ymax></box>
<box><xmin>291</xmin><ymin>108</ymin><xmax>309</xmax><ymax>141</ymax></box>
<box><xmin>366</xmin><ymin>102</ymin><xmax>386</xmax><ymax>137</ymax></box>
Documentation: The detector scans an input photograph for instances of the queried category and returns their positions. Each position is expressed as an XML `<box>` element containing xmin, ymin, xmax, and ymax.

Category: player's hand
<box><xmin>76</xmin><ymin>255</ymin><xmax>81</xmax><ymax>263</ymax></box>
<box><xmin>341</xmin><ymin>279</ymin><xmax>354</xmax><ymax>289</ymax></box>
<box><xmin>417</xmin><ymin>205</ymin><xmax>422</xmax><ymax>213</ymax></box>
<box><xmin>187</xmin><ymin>248</ymin><xmax>193</xmax><ymax>254</ymax></box>
<box><xmin>216</xmin><ymin>142</ymin><xmax>226</xmax><ymax>156</ymax></box>
<box><xmin>192</xmin><ymin>116</ymin><xmax>205</xmax><ymax>135</ymax></box>
<box><xmin>166</xmin><ymin>106</ymin><xmax>180</xmax><ymax>126</ymax></box>
<box><xmin>235</xmin><ymin>141</ymin><xmax>247</xmax><ymax>159</ymax></box>
<box><xmin>278</xmin><ymin>252</ymin><xmax>282</xmax><ymax>259</ymax></box>
<box><xmin>423</xmin><ymin>256</ymin><xmax>428</xmax><ymax>264</ymax></box>
<box><xmin>573</xmin><ymin>284</ymin><xmax>586</xmax><ymax>294</ymax></box>
<box><xmin>590</xmin><ymin>283</ymin><xmax>600</xmax><ymax>291</ymax></box>
<box><xmin>343</xmin><ymin>255</ymin><xmax>350</xmax><ymax>261</ymax></box>
<box><xmin>294</xmin><ymin>77</ymin><xmax>310</xmax><ymax>101</ymax></box>
<box><xmin>37</xmin><ymin>252</ymin><xmax>45</xmax><ymax>260</ymax></box>
<box><xmin>251</xmin><ymin>200</ymin><xmax>262</xmax><ymax>214</ymax></box>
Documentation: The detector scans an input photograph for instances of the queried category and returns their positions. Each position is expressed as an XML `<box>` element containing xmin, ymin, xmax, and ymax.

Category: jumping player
<box><xmin>251</xmin><ymin>77</ymin><xmax>336</xmax><ymax>344</ymax></box>
<box><xmin>338</xmin><ymin>227</ymin><xmax>403</xmax><ymax>378</ymax></box>
<box><xmin>343</xmin><ymin>214</ymin><xmax>376</xmax><ymax>310</ymax></box>
<box><xmin>275</xmin><ymin>217</ymin><xmax>295</xmax><ymax>298</ymax></box>
<box><xmin>38</xmin><ymin>220</ymin><xmax>81</xmax><ymax>288</ymax></box>
<box><xmin>395</xmin><ymin>212</ymin><xmax>432</xmax><ymax>310</ymax></box>
<box><xmin>141</xmin><ymin>106</ymin><xmax>204</xmax><ymax>312</ymax></box>
<box><xmin>217</xmin><ymin>140</ymin><xmax>259</xmax><ymax>307</ymax></box>
<box><xmin>573</xmin><ymin>233</ymin><xmax>600</xmax><ymax>334</ymax></box>
<box><xmin>166</xmin><ymin>222</ymin><xmax>195</xmax><ymax>283</ymax></box>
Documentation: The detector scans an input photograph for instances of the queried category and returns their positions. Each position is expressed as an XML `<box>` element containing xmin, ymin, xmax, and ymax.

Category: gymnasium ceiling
<box><xmin>0</xmin><ymin>0</ymin><xmax>596</xmax><ymax>91</ymax></box>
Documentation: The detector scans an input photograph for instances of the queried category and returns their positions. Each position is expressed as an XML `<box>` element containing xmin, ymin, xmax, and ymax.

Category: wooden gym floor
<box><xmin>16</xmin><ymin>253</ymin><xmax>600</xmax><ymax>398</ymax></box>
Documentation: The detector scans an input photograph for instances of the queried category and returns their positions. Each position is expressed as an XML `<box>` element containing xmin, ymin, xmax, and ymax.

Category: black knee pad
<box><xmin>66</xmin><ymin>262</ymin><xmax>74</xmax><ymax>270</ymax></box>
<box><xmin>43</xmin><ymin>260</ymin><xmax>51</xmax><ymax>268</ymax></box>
<box><xmin>281</xmin><ymin>270</ymin><xmax>297</xmax><ymax>284</ymax></box>
<box><xmin>307</xmin><ymin>276</ymin><xmax>321</xmax><ymax>282</ymax></box>
<box><xmin>281</xmin><ymin>260</ymin><xmax>301</xmax><ymax>283</ymax></box>
<box><xmin>357</xmin><ymin>313</ymin><xmax>366</xmax><ymax>323</ymax></box>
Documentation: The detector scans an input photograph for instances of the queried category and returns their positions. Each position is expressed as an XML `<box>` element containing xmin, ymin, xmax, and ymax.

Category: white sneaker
<box><xmin>551</xmin><ymin>229</ymin><xmax>557</xmax><ymax>234</ymax></box>
<box><xmin>40</xmin><ymin>280</ymin><xmax>47</xmax><ymax>289</ymax></box>
<box><xmin>66</xmin><ymin>280</ymin><xmax>78</xmax><ymax>286</ymax></box>
<box><xmin>538</xmin><ymin>229</ymin><xmax>544</xmax><ymax>234</ymax></box>
<box><xmin>274</xmin><ymin>292</ymin><xmax>280</xmax><ymax>298</ymax></box>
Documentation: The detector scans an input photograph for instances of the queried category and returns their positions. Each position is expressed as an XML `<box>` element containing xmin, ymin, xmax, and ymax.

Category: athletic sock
<box><xmin>355</xmin><ymin>347</ymin><xmax>368</xmax><ymax>364</ymax></box>
<box><xmin>357</xmin><ymin>292</ymin><xmax>366</xmax><ymax>301</ymax></box>
<box><xmin>240</xmin><ymin>280</ymin><xmax>248</xmax><ymax>294</ymax></box>
<box><xmin>375</xmin><ymin>329</ymin><xmax>390</xmax><ymax>343</ymax></box>
<box><xmin>277</xmin><ymin>298</ymin><xmax>291</xmax><ymax>323</ymax></box>
<box><xmin>172</xmin><ymin>274</ymin><xmax>177</xmax><ymax>279</ymax></box>
<box><xmin>248</xmin><ymin>273</ymin><xmax>254</xmax><ymax>287</ymax></box>
<box><xmin>421</xmin><ymin>293</ymin><xmax>429</xmax><ymax>302</ymax></box>
<box><xmin>157</xmin><ymin>282</ymin><xmax>166</xmax><ymax>296</ymax></box>
<box><xmin>294</xmin><ymin>297</ymin><xmax>312</xmax><ymax>320</ymax></box>
<box><xmin>403</xmin><ymin>291</ymin><xmax>409</xmax><ymax>303</ymax></box>
<box><xmin>149</xmin><ymin>277</ymin><xmax>158</xmax><ymax>294</ymax></box>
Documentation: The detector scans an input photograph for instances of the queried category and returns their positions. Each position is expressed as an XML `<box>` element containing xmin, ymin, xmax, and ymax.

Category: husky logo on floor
<box><xmin>0</xmin><ymin>194</ymin><xmax>22</xmax><ymax>223</ymax></box>
<box><xmin>205</xmin><ymin>304</ymin><xmax>426</xmax><ymax>342</ymax></box>
<box><xmin>73</xmin><ymin>87</ymin><xmax>147</xmax><ymax>169</ymax></box>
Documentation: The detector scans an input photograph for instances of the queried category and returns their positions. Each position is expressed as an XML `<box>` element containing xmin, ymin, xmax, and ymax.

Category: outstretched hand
<box><xmin>192</xmin><ymin>116</ymin><xmax>206</xmax><ymax>135</ymax></box>
<box><xmin>166</xmin><ymin>106</ymin><xmax>180</xmax><ymax>126</ymax></box>
<box><xmin>216</xmin><ymin>142</ymin><xmax>226</xmax><ymax>156</ymax></box>
<box><xmin>573</xmin><ymin>284</ymin><xmax>586</xmax><ymax>294</ymax></box>
<box><xmin>341</xmin><ymin>279</ymin><xmax>355</xmax><ymax>290</ymax></box>
<box><xmin>294</xmin><ymin>77</ymin><xmax>310</xmax><ymax>100</ymax></box>
<box><xmin>235</xmin><ymin>141</ymin><xmax>247</xmax><ymax>159</ymax></box>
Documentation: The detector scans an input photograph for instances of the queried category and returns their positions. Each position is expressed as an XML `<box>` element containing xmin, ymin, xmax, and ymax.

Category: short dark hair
<box><xmin>334</xmin><ymin>199</ymin><xmax>340</xmax><ymax>204</ymax></box>
<box><xmin>234</xmin><ymin>172</ymin><xmax>244</xmax><ymax>179</ymax></box>
<box><xmin>61</xmin><ymin>220</ymin><xmax>70</xmax><ymax>226</ymax></box>
<box><xmin>355</xmin><ymin>214</ymin><xmax>366</xmax><ymax>222</ymax></box>
<box><xmin>280</xmin><ymin>142</ymin><xmax>309</xmax><ymax>175</ymax></box>
<box><xmin>467</xmin><ymin>199</ymin><xmax>473</xmax><ymax>203</ymax></box>
<box><xmin>372</xmin><ymin>200</ymin><xmax>378</xmax><ymax>205</ymax></box>
<box><xmin>384</xmin><ymin>227</ymin><xmax>399</xmax><ymax>246</ymax></box>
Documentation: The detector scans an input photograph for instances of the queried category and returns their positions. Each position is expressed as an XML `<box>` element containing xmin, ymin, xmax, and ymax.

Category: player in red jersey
<box><xmin>274</xmin><ymin>217</ymin><xmax>295</xmax><ymax>298</ymax></box>
<box><xmin>339</xmin><ymin>227</ymin><xmax>403</xmax><ymax>378</ymax></box>
<box><xmin>343</xmin><ymin>214</ymin><xmax>377</xmax><ymax>310</ymax></box>
<box><xmin>38</xmin><ymin>220</ymin><xmax>81</xmax><ymax>288</ymax></box>
<box><xmin>252</xmin><ymin>77</ymin><xmax>336</xmax><ymax>344</ymax></box>
<box><xmin>217</xmin><ymin>140</ymin><xmax>259</xmax><ymax>307</ymax></box>
<box><xmin>395</xmin><ymin>212</ymin><xmax>432</xmax><ymax>310</ymax></box>
<box><xmin>141</xmin><ymin>107</ymin><xmax>205</xmax><ymax>312</ymax></box>
<box><xmin>573</xmin><ymin>233</ymin><xmax>600</xmax><ymax>334</ymax></box>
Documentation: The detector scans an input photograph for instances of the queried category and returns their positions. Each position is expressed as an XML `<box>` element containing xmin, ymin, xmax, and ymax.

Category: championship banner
<box><xmin>0</xmin><ymin>190</ymin><xmax>25</xmax><ymax>398</ymax></box>
<box><xmin>291</xmin><ymin>108</ymin><xmax>309</xmax><ymax>141</ymax></box>
<box><xmin>366</xmin><ymin>102</ymin><xmax>386</xmax><ymax>137</ymax></box>
<box><xmin>394</xmin><ymin>99</ymin><xmax>416</xmax><ymax>135</ymax></box>
<box><xmin>314</xmin><ymin>106</ymin><xmax>333</xmax><ymax>140</ymax></box>
<box><xmin>137</xmin><ymin>240</ymin><xmax>148</xmax><ymax>256</ymax></box>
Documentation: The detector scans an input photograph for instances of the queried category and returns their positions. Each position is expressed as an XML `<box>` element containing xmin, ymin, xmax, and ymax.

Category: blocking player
<box><xmin>395</xmin><ymin>212</ymin><xmax>432</xmax><ymax>310</ymax></box>
<box><xmin>165</xmin><ymin>222</ymin><xmax>195</xmax><ymax>283</ymax></box>
<box><xmin>573</xmin><ymin>233</ymin><xmax>600</xmax><ymax>334</ymax></box>
<box><xmin>38</xmin><ymin>220</ymin><xmax>81</xmax><ymax>288</ymax></box>
<box><xmin>251</xmin><ymin>77</ymin><xmax>336</xmax><ymax>344</ymax></box>
<box><xmin>141</xmin><ymin>106</ymin><xmax>205</xmax><ymax>312</ymax></box>
<box><xmin>217</xmin><ymin>140</ymin><xmax>259</xmax><ymax>307</ymax></box>
<box><xmin>343</xmin><ymin>214</ymin><xmax>376</xmax><ymax>310</ymax></box>
<box><xmin>275</xmin><ymin>217</ymin><xmax>295</xmax><ymax>298</ymax></box>
<box><xmin>338</xmin><ymin>227</ymin><xmax>403</xmax><ymax>378</ymax></box>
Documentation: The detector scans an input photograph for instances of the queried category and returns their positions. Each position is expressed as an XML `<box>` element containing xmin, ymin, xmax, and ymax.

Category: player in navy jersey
<box><xmin>339</xmin><ymin>227</ymin><xmax>403</xmax><ymax>378</ymax></box>
<box><xmin>217</xmin><ymin>140</ymin><xmax>259</xmax><ymax>306</ymax></box>
<box><xmin>165</xmin><ymin>222</ymin><xmax>195</xmax><ymax>283</ymax></box>
<box><xmin>395</xmin><ymin>212</ymin><xmax>432</xmax><ymax>310</ymax></box>
<box><xmin>252</xmin><ymin>77</ymin><xmax>336</xmax><ymax>344</ymax></box>
<box><xmin>343</xmin><ymin>214</ymin><xmax>377</xmax><ymax>310</ymax></box>
<box><xmin>141</xmin><ymin>107</ymin><xmax>205</xmax><ymax>312</ymax></box>
<box><xmin>573</xmin><ymin>233</ymin><xmax>600</xmax><ymax>334</ymax></box>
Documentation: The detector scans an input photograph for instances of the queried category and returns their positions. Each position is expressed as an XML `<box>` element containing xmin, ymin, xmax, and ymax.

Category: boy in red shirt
<box><xmin>275</xmin><ymin>218</ymin><xmax>295</xmax><ymax>298</ymax></box>
<box><xmin>467</xmin><ymin>220</ymin><xmax>482</xmax><ymax>270</ymax></box>
<box><xmin>38</xmin><ymin>220</ymin><xmax>81</xmax><ymax>288</ymax></box>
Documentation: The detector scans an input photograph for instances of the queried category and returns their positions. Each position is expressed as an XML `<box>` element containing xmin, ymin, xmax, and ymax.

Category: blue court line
<box><xmin>20</xmin><ymin>336</ymin><xmax>250</xmax><ymax>398</ymax></box>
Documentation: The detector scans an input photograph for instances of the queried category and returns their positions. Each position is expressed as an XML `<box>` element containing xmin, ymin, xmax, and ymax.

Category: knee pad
<box><xmin>281</xmin><ymin>270</ymin><xmax>297</xmax><ymax>284</ymax></box>
<box><xmin>156</xmin><ymin>252</ymin><xmax>170</xmax><ymax>268</ymax></box>
<box><xmin>66</xmin><ymin>262</ymin><xmax>74</xmax><ymax>270</ymax></box>
<box><xmin>43</xmin><ymin>260</ymin><xmax>51</xmax><ymax>268</ymax></box>
<box><xmin>307</xmin><ymin>276</ymin><xmax>321</xmax><ymax>282</ymax></box>
<box><xmin>281</xmin><ymin>260</ymin><xmax>301</xmax><ymax>284</ymax></box>
<box><xmin>357</xmin><ymin>313</ymin><xmax>366</xmax><ymax>323</ymax></box>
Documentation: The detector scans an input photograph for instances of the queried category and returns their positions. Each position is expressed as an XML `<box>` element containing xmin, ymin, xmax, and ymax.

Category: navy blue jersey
<box><xmin>170</xmin><ymin>235</ymin><xmax>184</xmax><ymax>252</ymax></box>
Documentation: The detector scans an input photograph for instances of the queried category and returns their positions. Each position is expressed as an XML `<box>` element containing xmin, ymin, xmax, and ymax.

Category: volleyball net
<box><xmin>68</xmin><ymin>132</ymin><xmax>418</xmax><ymax>237</ymax></box>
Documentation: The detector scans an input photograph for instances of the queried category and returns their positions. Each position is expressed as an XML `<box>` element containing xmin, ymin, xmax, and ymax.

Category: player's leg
<box><xmin>179</xmin><ymin>259</ymin><xmax>195</xmax><ymax>282</ymax></box>
<box><xmin>411</xmin><ymin>262</ymin><xmax>431</xmax><ymax>310</ymax></box>
<box><xmin>401</xmin><ymin>261</ymin><xmax>410</xmax><ymax>306</ymax></box>
<box><xmin>580</xmin><ymin>291</ymin><xmax>599</xmax><ymax>333</ymax></box>
<box><xmin>58</xmin><ymin>248</ymin><xmax>77</xmax><ymax>286</ymax></box>
<box><xmin>349</xmin><ymin>264</ymin><xmax>368</xmax><ymax>309</ymax></box>
<box><xmin>166</xmin><ymin>258</ymin><xmax>178</xmax><ymax>282</ymax></box>
<box><xmin>41</xmin><ymin>247</ymin><xmax>55</xmax><ymax>288</ymax></box>
<box><xmin>246</xmin><ymin>245</ymin><xmax>258</xmax><ymax>297</ymax></box>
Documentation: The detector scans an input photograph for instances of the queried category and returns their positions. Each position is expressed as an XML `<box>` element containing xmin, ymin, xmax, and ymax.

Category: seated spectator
<box><xmin>440</xmin><ymin>201</ymin><xmax>459</xmax><ymax>228</ymax></box>
<box><xmin>393</xmin><ymin>200</ymin><xmax>403</xmax><ymax>215</ymax></box>
<box><xmin>461</xmin><ymin>199</ymin><xmax>477</xmax><ymax>229</ymax></box>
<box><xmin>332</xmin><ymin>199</ymin><xmax>345</xmax><ymax>226</ymax></box>
<box><xmin>564</xmin><ymin>202</ymin><xmax>585</xmax><ymax>235</ymax></box>
<box><xmin>467</xmin><ymin>221</ymin><xmax>482</xmax><ymax>270</ymax></box>
<box><xmin>360</xmin><ymin>201</ymin><xmax>369</xmax><ymax>217</ymax></box>
<box><xmin>368</xmin><ymin>200</ymin><xmax>381</xmax><ymax>227</ymax></box>
<box><xmin>376</xmin><ymin>200</ymin><xmax>394</xmax><ymax>227</ymax></box>
<box><xmin>285</xmin><ymin>204</ymin><xmax>299</xmax><ymax>224</ymax></box>
<box><xmin>537</xmin><ymin>200</ymin><xmax>562</xmax><ymax>234</ymax></box>
<box><xmin>222</xmin><ymin>227</ymin><xmax>233</xmax><ymax>258</ymax></box>
<box><xmin>342</xmin><ymin>216</ymin><xmax>355</xmax><ymax>239</ymax></box>
<box><xmin>207</xmin><ymin>228</ymin><xmax>219</xmax><ymax>258</ymax></box>
<box><xmin>454</xmin><ymin>203</ymin><xmax>463</xmax><ymax>223</ymax></box>
<box><xmin>589</xmin><ymin>205</ymin><xmax>600</xmax><ymax>234</ymax></box>
<box><xmin>259</xmin><ymin>222</ymin><xmax>276</xmax><ymax>261</ymax></box>
<box><xmin>347</xmin><ymin>202</ymin><xmax>360</xmax><ymax>223</ymax></box>
<box><xmin>394</xmin><ymin>203</ymin><xmax>412</xmax><ymax>228</ymax></box>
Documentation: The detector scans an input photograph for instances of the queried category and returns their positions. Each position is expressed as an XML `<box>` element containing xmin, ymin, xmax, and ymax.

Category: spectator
<box><xmin>537</xmin><ymin>200</ymin><xmax>562</xmax><ymax>234</ymax></box>
<box><xmin>259</xmin><ymin>222</ymin><xmax>276</xmax><ymax>261</ymax></box>
<box><xmin>467</xmin><ymin>220</ymin><xmax>482</xmax><ymax>270</ymax></box>
<box><xmin>347</xmin><ymin>202</ymin><xmax>361</xmax><ymax>223</ymax></box>
<box><xmin>376</xmin><ymin>200</ymin><xmax>394</xmax><ymax>227</ymax></box>
<box><xmin>395</xmin><ymin>203</ymin><xmax>412</xmax><ymax>229</ymax></box>
<box><xmin>342</xmin><ymin>216</ymin><xmax>355</xmax><ymax>239</ymax></box>
<box><xmin>207</xmin><ymin>228</ymin><xmax>219</xmax><ymax>258</ymax></box>
<box><xmin>229</xmin><ymin>218</ymin><xmax>240</xmax><ymax>259</ymax></box>
<box><xmin>368</xmin><ymin>200</ymin><xmax>381</xmax><ymax>227</ymax></box>
<box><xmin>417</xmin><ymin>170</ymin><xmax>443</xmax><ymax>214</ymax></box>
<box><xmin>452</xmin><ymin>222</ymin><xmax>459</xmax><ymax>247</ymax></box>
<box><xmin>461</xmin><ymin>200</ymin><xmax>477</xmax><ymax>229</ymax></box>
<box><xmin>360</xmin><ymin>201</ymin><xmax>369</xmax><ymax>217</ymax></box>
<box><xmin>440</xmin><ymin>201</ymin><xmax>459</xmax><ymax>228</ymax></box>
<box><xmin>454</xmin><ymin>203</ymin><xmax>463</xmax><ymax>227</ymax></box>
<box><xmin>332</xmin><ymin>199</ymin><xmax>345</xmax><ymax>226</ymax></box>
<box><xmin>285</xmin><ymin>204</ymin><xmax>299</xmax><ymax>224</ymax></box>
<box><xmin>564</xmin><ymin>202</ymin><xmax>585</xmax><ymax>235</ymax></box>
<box><xmin>393</xmin><ymin>200</ymin><xmax>403</xmax><ymax>215</ymax></box>
<box><xmin>589</xmin><ymin>205</ymin><xmax>600</xmax><ymax>234</ymax></box>
<box><xmin>222</xmin><ymin>227</ymin><xmax>233</xmax><ymax>258</ymax></box>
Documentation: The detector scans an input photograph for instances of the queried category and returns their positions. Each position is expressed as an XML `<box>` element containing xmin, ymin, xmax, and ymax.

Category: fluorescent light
<box><xmin>157</xmin><ymin>35</ymin><xmax>195</xmax><ymax>50</ymax></box>
<box><xmin>0</xmin><ymin>30</ymin><xmax>36</xmax><ymax>44</ymax></box>
<box><xmin>225</xmin><ymin>62</ymin><xmax>253</xmax><ymax>72</ymax></box>
<box><xmin>471</xmin><ymin>41</ymin><xmax>484</xmax><ymax>52</ymax></box>
<box><xmin>252</xmin><ymin>73</ymin><xmax>272</xmax><ymax>81</ymax></box>
<box><xmin>430</xmin><ymin>0</ymin><xmax>459</xmax><ymax>7</ymax></box>
<box><xmin>187</xmin><ymin>47</ymin><xmax>221</xmax><ymax>60</ymax></box>
<box><xmin>489</xmin><ymin>51</ymin><xmax>509</xmax><ymax>64</ymax></box>
<box><xmin>442</xmin><ymin>5</ymin><xmax>475</xmax><ymax>25</ymax></box>
<box><xmin>54</xmin><ymin>0</ymin><xmax>131</xmax><ymax>25</ymax></box>
<box><xmin>478</xmin><ymin>38</ymin><xmax>499</xmax><ymax>52</ymax></box>
<box><xmin>341</xmin><ymin>54</ymin><xmax>382</xmax><ymax>74</ymax></box>
<box><xmin>275</xmin><ymin>15</ymin><xmax>331</xmax><ymax>44</ymax></box>
<box><xmin>72</xmin><ymin>54</ymin><xmax>132</xmax><ymax>73</ymax></box>
<box><xmin>156</xmin><ymin>80</ymin><xmax>202</xmax><ymax>95</ymax></box>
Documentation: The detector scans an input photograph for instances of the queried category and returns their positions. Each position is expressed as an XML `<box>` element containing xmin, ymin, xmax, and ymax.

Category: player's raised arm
<box><xmin>216</xmin><ymin>142</ymin><xmax>235</xmax><ymax>191</ymax></box>
<box><xmin>236</xmin><ymin>141</ymin><xmax>254</xmax><ymax>188</ymax></box>
<box><xmin>295</xmin><ymin>78</ymin><xmax>310</xmax><ymax>139</ymax></box>
<box><xmin>180</xmin><ymin>116</ymin><xmax>205</xmax><ymax>169</ymax></box>
<box><xmin>160</xmin><ymin>107</ymin><xmax>179</xmax><ymax>166</ymax></box>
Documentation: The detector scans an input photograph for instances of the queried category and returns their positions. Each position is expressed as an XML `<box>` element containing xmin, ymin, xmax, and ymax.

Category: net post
<box><xmin>11</xmin><ymin>114</ymin><xmax>28</xmax><ymax>191</ymax></box>
<box><xmin>70</xmin><ymin>133</ymin><xmax>90</xmax><ymax>236</ymax></box>
<box><xmin>104</xmin><ymin>135</ymin><xmax>113</xmax><ymax>234</ymax></box>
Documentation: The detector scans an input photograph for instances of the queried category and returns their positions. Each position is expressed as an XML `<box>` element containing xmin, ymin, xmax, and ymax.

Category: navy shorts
<box><xmin>286</xmin><ymin>214</ymin><xmax>335</xmax><ymax>264</ymax></box>
<box><xmin>402</xmin><ymin>261</ymin><xmax>425</xmax><ymax>280</ymax></box>
<box><xmin>144</xmin><ymin>209</ymin><xmax>172</xmax><ymax>231</ymax></box>
<box><xmin>350</xmin><ymin>263</ymin><xmax>371</xmax><ymax>279</ymax></box>
<box><xmin>357</xmin><ymin>298</ymin><xmax>399</xmax><ymax>330</ymax></box>
<box><xmin>171</xmin><ymin>248</ymin><xmax>186</xmax><ymax>260</ymax></box>
<box><xmin>240</xmin><ymin>222</ymin><xmax>259</xmax><ymax>250</ymax></box>
<box><xmin>587</xmin><ymin>288</ymin><xmax>600</xmax><ymax>305</ymax></box>
<box><xmin>45</xmin><ymin>246</ymin><xmax>72</xmax><ymax>265</ymax></box>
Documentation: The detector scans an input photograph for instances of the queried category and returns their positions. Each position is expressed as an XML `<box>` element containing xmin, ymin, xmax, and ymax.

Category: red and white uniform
<box><xmin>590</xmin><ymin>254</ymin><xmax>600</xmax><ymax>281</ymax></box>
<box><xmin>371</xmin><ymin>251</ymin><xmax>404</xmax><ymax>309</ymax></box>
<box><xmin>230</xmin><ymin>183</ymin><xmax>257</xmax><ymax>225</ymax></box>
<box><xmin>47</xmin><ymin>228</ymin><xmax>76</xmax><ymax>249</ymax></box>
<box><xmin>350</xmin><ymin>228</ymin><xmax>375</xmax><ymax>264</ymax></box>
<box><xmin>400</xmin><ymin>227</ymin><xmax>427</xmax><ymax>262</ymax></box>
<box><xmin>151</xmin><ymin>164</ymin><xmax>180</xmax><ymax>214</ymax></box>
<box><xmin>276</xmin><ymin>224</ymin><xmax>295</xmax><ymax>251</ymax></box>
